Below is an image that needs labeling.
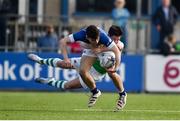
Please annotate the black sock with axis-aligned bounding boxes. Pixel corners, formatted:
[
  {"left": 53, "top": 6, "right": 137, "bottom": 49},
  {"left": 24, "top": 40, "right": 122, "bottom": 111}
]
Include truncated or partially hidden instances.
[
  {"left": 119, "top": 90, "right": 126, "bottom": 96},
  {"left": 91, "top": 88, "right": 99, "bottom": 95}
]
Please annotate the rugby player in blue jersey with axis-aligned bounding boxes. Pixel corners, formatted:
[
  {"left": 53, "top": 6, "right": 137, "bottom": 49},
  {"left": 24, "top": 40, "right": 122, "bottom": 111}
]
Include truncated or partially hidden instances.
[{"left": 62, "top": 25, "right": 120, "bottom": 106}]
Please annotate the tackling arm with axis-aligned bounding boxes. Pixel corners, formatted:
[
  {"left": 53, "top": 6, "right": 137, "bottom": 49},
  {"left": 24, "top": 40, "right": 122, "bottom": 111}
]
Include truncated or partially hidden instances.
[
  {"left": 108, "top": 44, "right": 120, "bottom": 71},
  {"left": 59, "top": 37, "right": 70, "bottom": 61}
]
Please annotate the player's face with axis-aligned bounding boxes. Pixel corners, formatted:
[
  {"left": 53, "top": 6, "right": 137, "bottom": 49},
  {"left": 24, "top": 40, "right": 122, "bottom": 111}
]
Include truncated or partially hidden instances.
[
  {"left": 110, "top": 35, "right": 121, "bottom": 44},
  {"left": 87, "top": 37, "right": 100, "bottom": 47}
]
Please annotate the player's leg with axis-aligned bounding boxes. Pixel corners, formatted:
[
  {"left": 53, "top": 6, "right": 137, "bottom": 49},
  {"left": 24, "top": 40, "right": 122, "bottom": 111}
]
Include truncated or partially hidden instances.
[
  {"left": 35, "top": 77, "right": 82, "bottom": 90},
  {"left": 28, "top": 54, "right": 74, "bottom": 69},
  {"left": 35, "top": 57, "right": 83, "bottom": 90},
  {"left": 64, "top": 77, "right": 82, "bottom": 89},
  {"left": 35, "top": 63, "right": 101, "bottom": 91},
  {"left": 79, "top": 50, "right": 101, "bottom": 107},
  {"left": 79, "top": 55, "right": 97, "bottom": 89},
  {"left": 108, "top": 72, "right": 127, "bottom": 110}
]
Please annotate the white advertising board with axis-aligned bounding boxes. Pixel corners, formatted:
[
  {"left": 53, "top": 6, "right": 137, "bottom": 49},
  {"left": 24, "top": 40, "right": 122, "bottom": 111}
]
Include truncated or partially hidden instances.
[{"left": 145, "top": 55, "right": 180, "bottom": 92}]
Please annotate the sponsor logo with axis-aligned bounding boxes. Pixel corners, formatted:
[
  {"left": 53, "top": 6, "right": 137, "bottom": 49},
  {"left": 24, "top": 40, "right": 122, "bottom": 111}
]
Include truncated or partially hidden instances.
[
  {"left": 163, "top": 59, "right": 180, "bottom": 88},
  {"left": 0, "top": 60, "right": 125, "bottom": 83}
]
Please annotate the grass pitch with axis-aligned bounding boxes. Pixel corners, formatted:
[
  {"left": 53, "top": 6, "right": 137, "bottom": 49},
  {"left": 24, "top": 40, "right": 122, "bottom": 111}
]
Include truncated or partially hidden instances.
[{"left": 0, "top": 92, "right": 180, "bottom": 120}]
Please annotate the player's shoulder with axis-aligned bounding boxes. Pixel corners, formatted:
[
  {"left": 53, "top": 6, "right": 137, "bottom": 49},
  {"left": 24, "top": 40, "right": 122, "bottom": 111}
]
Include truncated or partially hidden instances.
[
  {"left": 97, "top": 27, "right": 106, "bottom": 34},
  {"left": 97, "top": 27, "right": 110, "bottom": 39},
  {"left": 77, "top": 28, "right": 86, "bottom": 34},
  {"left": 71, "top": 28, "right": 86, "bottom": 41}
]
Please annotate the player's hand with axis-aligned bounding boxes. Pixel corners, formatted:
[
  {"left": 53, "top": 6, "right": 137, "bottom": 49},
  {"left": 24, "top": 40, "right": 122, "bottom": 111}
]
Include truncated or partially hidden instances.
[
  {"left": 105, "top": 65, "right": 116, "bottom": 73},
  {"left": 64, "top": 58, "right": 71, "bottom": 64},
  {"left": 63, "top": 58, "right": 74, "bottom": 68}
]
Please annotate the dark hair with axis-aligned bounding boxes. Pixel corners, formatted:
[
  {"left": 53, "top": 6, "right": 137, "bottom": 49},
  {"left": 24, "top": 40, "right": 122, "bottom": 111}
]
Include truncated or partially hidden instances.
[
  {"left": 86, "top": 25, "right": 99, "bottom": 40},
  {"left": 108, "top": 25, "right": 123, "bottom": 37}
]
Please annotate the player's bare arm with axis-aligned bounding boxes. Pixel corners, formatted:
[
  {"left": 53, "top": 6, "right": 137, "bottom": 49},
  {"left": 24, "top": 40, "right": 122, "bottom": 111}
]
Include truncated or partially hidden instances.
[
  {"left": 59, "top": 37, "right": 71, "bottom": 62},
  {"left": 108, "top": 45, "right": 120, "bottom": 71},
  {"left": 56, "top": 60, "right": 75, "bottom": 69},
  {"left": 92, "top": 41, "right": 123, "bottom": 54}
]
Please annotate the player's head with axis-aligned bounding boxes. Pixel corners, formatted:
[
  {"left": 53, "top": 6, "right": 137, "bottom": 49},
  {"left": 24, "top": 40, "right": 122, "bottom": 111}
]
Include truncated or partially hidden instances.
[
  {"left": 108, "top": 25, "right": 123, "bottom": 44},
  {"left": 86, "top": 25, "right": 100, "bottom": 46}
]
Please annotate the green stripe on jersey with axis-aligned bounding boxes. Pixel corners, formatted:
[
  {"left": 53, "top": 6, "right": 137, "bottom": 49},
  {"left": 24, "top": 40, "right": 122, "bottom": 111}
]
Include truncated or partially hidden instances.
[{"left": 92, "top": 60, "right": 106, "bottom": 74}]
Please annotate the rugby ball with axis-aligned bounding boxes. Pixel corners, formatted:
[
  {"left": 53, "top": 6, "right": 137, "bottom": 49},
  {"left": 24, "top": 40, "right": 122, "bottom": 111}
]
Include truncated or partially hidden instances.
[{"left": 98, "top": 51, "right": 116, "bottom": 68}]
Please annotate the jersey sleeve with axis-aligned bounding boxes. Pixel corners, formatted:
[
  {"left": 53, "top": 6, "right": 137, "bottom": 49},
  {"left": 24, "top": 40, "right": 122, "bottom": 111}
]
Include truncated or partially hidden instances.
[
  {"left": 99, "top": 29, "right": 115, "bottom": 49},
  {"left": 117, "top": 41, "right": 124, "bottom": 51},
  {"left": 68, "top": 29, "right": 86, "bottom": 43}
]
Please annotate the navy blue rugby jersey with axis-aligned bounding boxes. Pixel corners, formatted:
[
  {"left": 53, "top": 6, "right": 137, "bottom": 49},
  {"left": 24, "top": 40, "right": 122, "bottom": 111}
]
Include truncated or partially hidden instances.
[{"left": 68, "top": 27, "right": 115, "bottom": 49}]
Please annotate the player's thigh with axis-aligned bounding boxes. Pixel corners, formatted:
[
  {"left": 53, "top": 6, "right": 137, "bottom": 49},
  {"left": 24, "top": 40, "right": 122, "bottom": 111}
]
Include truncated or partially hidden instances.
[{"left": 79, "top": 56, "right": 96, "bottom": 73}]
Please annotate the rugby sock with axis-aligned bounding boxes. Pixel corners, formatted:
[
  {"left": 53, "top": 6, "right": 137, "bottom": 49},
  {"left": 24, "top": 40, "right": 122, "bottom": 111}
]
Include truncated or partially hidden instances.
[
  {"left": 91, "top": 88, "right": 99, "bottom": 95},
  {"left": 48, "top": 79, "right": 67, "bottom": 89},
  {"left": 119, "top": 90, "right": 126, "bottom": 96},
  {"left": 40, "top": 58, "right": 61, "bottom": 67}
]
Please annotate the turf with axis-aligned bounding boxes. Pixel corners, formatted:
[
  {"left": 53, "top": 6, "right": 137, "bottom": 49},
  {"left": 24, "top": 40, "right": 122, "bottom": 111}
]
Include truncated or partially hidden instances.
[{"left": 0, "top": 92, "right": 180, "bottom": 120}]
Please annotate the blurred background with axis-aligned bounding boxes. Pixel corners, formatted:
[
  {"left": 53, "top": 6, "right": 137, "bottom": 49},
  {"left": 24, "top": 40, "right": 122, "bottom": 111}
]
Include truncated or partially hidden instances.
[{"left": 0, "top": 0, "right": 180, "bottom": 93}]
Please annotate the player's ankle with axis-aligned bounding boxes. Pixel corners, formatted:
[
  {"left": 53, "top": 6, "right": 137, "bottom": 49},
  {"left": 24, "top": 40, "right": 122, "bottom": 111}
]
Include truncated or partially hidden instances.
[
  {"left": 91, "top": 88, "right": 99, "bottom": 95},
  {"left": 119, "top": 90, "right": 126, "bottom": 96}
]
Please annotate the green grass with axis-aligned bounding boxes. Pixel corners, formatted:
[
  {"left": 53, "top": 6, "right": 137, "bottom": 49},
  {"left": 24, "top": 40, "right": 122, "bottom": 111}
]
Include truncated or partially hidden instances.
[{"left": 0, "top": 92, "right": 180, "bottom": 120}]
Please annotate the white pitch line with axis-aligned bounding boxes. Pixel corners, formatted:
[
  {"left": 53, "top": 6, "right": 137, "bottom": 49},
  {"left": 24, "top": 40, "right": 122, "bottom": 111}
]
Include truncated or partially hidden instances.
[{"left": 73, "top": 109, "right": 180, "bottom": 113}]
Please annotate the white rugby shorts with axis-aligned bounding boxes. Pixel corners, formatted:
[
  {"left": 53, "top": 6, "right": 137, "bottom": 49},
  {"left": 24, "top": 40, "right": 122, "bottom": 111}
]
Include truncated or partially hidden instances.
[{"left": 70, "top": 57, "right": 105, "bottom": 89}]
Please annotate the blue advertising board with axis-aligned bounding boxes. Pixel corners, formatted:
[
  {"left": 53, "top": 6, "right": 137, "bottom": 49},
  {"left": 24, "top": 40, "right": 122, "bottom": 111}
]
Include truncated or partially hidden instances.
[{"left": 0, "top": 52, "right": 143, "bottom": 92}]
